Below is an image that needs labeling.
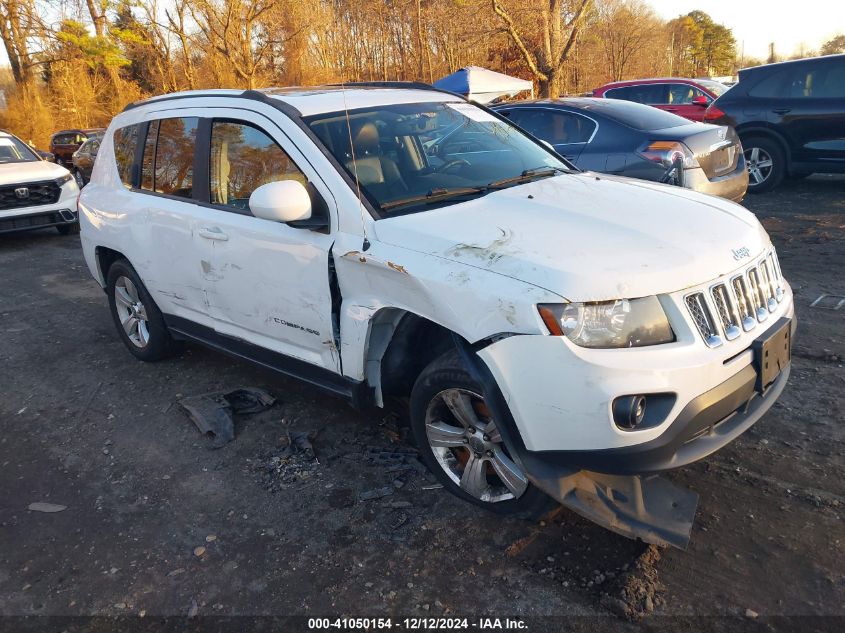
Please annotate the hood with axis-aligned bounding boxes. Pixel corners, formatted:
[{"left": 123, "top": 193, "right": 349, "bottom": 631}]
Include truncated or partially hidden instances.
[
  {"left": 0, "top": 160, "right": 70, "bottom": 186},
  {"left": 374, "top": 173, "right": 769, "bottom": 301}
]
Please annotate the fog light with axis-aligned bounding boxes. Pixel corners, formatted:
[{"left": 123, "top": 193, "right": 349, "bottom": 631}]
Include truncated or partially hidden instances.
[{"left": 613, "top": 395, "right": 647, "bottom": 430}]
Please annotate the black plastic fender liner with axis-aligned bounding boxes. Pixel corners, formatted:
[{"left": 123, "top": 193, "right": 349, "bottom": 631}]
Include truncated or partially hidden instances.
[{"left": 452, "top": 333, "right": 698, "bottom": 550}]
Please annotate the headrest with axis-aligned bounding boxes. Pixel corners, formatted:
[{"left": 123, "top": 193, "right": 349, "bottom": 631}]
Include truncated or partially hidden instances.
[{"left": 350, "top": 121, "right": 379, "bottom": 156}]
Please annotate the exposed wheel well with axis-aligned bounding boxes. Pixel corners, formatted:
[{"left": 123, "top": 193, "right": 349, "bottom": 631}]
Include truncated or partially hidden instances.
[
  {"left": 94, "top": 246, "right": 125, "bottom": 285},
  {"left": 366, "top": 309, "right": 456, "bottom": 404}
]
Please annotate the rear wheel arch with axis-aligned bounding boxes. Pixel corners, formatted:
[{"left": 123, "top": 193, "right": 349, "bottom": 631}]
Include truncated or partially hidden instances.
[
  {"left": 737, "top": 127, "right": 791, "bottom": 166},
  {"left": 94, "top": 246, "right": 125, "bottom": 286}
]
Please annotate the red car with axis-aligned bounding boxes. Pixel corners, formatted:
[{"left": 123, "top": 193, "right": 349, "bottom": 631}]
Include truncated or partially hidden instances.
[{"left": 592, "top": 78, "right": 730, "bottom": 122}]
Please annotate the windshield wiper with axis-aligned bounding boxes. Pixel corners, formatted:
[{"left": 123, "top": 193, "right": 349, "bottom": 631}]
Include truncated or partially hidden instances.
[
  {"left": 486, "top": 166, "right": 567, "bottom": 190},
  {"left": 380, "top": 187, "right": 487, "bottom": 211}
]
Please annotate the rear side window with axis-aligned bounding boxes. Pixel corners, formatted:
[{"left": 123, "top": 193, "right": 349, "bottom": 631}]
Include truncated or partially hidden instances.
[
  {"left": 141, "top": 120, "right": 158, "bottom": 190},
  {"left": 154, "top": 117, "right": 198, "bottom": 197},
  {"left": 749, "top": 62, "right": 845, "bottom": 99},
  {"left": 505, "top": 109, "right": 596, "bottom": 144},
  {"left": 209, "top": 121, "right": 305, "bottom": 211},
  {"left": 605, "top": 84, "right": 668, "bottom": 105},
  {"left": 113, "top": 124, "right": 139, "bottom": 189},
  {"left": 140, "top": 117, "right": 198, "bottom": 198}
]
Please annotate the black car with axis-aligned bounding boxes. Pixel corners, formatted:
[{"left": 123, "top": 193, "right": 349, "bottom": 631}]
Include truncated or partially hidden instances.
[
  {"left": 492, "top": 97, "right": 748, "bottom": 201},
  {"left": 704, "top": 54, "right": 845, "bottom": 192}
]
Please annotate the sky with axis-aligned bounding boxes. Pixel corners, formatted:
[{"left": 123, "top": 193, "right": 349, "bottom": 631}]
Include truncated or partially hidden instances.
[
  {"left": 1, "top": 0, "right": 843, "bottom": 68},
  {"left": 649, "top": 0, "right": 845, "bottom": 61}
]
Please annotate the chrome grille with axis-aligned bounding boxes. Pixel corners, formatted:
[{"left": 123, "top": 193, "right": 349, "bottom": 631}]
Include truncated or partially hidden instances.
[
  {"left": 685, "top": 247, "right": 786, "bottom": 346},
  {"left": 685, "top": 292, "right": 722, "bottom": 347},
  {"left": 711, "top": 284, "right": 741, "bottom": 340}
]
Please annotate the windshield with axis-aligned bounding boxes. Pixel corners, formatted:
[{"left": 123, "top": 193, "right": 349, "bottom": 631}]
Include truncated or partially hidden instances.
[
  {"left": 697, "top": 79, "right": 729, "bottom": 96},
  {"left": 304, "top": 101, "right": 570, "bottom": 215},
  {"left": 0, "top": 135, "right": 39, "bottom": 164}
]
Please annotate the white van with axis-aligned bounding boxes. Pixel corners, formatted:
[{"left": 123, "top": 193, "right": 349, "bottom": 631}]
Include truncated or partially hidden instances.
[{"left": 78, "top": 84, "right": 794, "bottom": 547}]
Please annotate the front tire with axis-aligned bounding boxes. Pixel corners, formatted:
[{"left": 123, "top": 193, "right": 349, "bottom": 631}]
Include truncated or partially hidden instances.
[
  {"left": 409, "top": 350, "right": 551, "bottom": 517},
  {"left": 743, "top": 136, "right": 785, "bottom": 193},
  {"left": 106, "top": 259, "right": 179, "bottom": 362}
]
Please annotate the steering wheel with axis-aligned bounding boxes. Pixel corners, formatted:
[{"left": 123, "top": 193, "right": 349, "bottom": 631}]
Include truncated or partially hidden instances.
[{"left": 436, "top": 158, "right": 470, "bottom": 173}]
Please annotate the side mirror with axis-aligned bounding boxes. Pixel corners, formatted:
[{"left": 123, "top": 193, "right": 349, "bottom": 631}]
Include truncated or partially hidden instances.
[
  {"left": 249, "top": 180, "right": 312, "bottom": 223},
  {"left": 692, "top": 95, "right": 709, "bottom": 107}
]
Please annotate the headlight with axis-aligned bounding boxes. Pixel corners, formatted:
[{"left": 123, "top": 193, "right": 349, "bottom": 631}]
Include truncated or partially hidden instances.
[
  {"left": 55, "top": 173, "right": 73, "bottom": 186},
  {"left": 538, "top": 297, "right": 674, "bottom": 348}
]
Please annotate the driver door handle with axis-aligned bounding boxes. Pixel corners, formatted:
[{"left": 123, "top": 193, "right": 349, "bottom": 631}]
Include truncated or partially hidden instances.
[
  {"left": 198, "top": 227, "right": 228, "bottom": 241},
  {"left": 772, "top": 108, "right": 791, "bottom": 114}
]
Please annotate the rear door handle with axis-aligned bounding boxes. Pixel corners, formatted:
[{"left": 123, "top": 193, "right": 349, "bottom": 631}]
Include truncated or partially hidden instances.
[
  {"left": 772, "top": 108, "right": 791, "bottom": 114},
  {"left": 198, "top": 227, "right": 228, "bottom": 241}
]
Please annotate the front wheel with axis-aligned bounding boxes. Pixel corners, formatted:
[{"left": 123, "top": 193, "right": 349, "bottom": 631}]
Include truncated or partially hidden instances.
[
  {"left": 743, "top": 137, "right": 785, "bottom": 193},
  {"left": 409, "top": 351, "right": 552, "bottom": 517}
]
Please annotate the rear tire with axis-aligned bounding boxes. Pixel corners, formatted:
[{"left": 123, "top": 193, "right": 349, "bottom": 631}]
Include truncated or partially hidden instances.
[
  {"left": 743, "top": 136, "right": 785, "bottom": 193},
  {"left": 409, "top": 350, "right": 552, "bottom": 518},
  {"left": 106, "top": 259, "right": 180, "bottom": 362}
]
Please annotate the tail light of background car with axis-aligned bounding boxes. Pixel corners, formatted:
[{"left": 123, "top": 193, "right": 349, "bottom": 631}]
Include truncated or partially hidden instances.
[{"left": 638, "top": 141, "right": 699, "bottom": 169}]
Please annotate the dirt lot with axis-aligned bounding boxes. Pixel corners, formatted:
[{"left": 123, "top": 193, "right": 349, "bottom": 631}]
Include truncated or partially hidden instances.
[{"left": 1, "top": 176, "right": 843, "bottom": 632}]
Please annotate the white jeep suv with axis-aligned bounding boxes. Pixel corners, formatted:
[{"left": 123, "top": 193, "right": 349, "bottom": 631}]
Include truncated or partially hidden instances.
[
  {"left": 0, "top": 130, "right": 79, "bottom": 235},
  {"left": 79, "top": 84, "right": 794, "bottom": 547}
]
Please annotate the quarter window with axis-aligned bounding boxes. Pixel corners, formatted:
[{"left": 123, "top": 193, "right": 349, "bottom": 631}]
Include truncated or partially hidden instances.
[
  {"left": 113, "top": 124, "right": 138, "bottom": 188},
  {"left": 209, "top": 121, "right": 305, "bottom": 211}
]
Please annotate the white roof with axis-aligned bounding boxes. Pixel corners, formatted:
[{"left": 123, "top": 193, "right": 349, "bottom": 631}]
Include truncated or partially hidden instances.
[{"left": 125, "top": 86, "right": 462, "bottom": 118}]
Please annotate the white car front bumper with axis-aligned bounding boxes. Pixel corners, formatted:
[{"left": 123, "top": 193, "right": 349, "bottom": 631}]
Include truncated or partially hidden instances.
[
  {"left": 478, "top": 267, "right": 794, "bottom": 473},
  {"left": 0, "top": 180, "right": 79, "bottom": 234}
]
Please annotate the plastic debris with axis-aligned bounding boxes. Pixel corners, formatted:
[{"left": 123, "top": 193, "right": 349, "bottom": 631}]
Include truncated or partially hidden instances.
[{"left": 178, "top": 387, "right": 276, "bottom": 448}]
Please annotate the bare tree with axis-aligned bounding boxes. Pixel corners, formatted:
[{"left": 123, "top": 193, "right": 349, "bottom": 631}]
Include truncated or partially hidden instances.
[{"left": 491, "top": 0, "right": 592, "bottom": 97}]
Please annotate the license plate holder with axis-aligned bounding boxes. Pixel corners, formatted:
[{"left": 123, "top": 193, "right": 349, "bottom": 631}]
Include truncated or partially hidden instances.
[{"left": 752, "top": 317, "right": 792, "bottom": 392}]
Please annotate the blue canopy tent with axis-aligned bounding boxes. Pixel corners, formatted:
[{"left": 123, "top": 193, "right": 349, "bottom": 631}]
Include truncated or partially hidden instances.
[{"left": 433, "top": 66, "right": 534, "bottom": 103}]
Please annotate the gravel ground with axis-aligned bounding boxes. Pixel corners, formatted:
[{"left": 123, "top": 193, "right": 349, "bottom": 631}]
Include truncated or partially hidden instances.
[{"left": 0, "top": 175, "right": 842, "bottom": 632}]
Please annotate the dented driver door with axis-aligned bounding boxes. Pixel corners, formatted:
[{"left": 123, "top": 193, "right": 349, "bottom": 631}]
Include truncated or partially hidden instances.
[{"left": 196, "top": 111, "right": 340, "bottom": 373}]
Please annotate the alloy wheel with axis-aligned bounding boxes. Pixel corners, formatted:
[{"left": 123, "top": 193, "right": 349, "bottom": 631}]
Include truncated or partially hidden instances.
[
  {"left": 424, "top": 388, "right": 528, "bottom": 503},
  {"left": 114, "top": 276, "right": 150, "bottom": 348},
  {"left": 745, "top": 146, "right": 774, "bottom": 186}
]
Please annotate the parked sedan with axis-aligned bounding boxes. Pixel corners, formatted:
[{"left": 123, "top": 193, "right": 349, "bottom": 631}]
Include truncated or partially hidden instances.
[
  {"left": 704, "top": 54, "right": 845, "bottom": 193},
  {"left": 593, "top": 77, "right": 729, "bottom": 122},
  {"left": 493, "top": 98, "right": 748, "bottom": 201}
]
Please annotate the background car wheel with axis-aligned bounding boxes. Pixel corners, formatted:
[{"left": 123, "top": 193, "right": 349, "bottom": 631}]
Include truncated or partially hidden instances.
[
  {"left": 73, "top": 170, "right": 85, "bottom": 187},
  {"left": 106, "top": 259, "right": 180, "bottom": 362},
  {"left": 743, "top": 137, "right": 785, "bottom": 193},
  {"left": 410, "top": 350, "right": 553, "bottom": 518},
  {"left": 56, "top": 223, "right": 79, "bottom": 235}
]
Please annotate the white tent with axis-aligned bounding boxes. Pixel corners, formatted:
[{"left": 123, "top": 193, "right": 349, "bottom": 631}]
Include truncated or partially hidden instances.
[{"left": 433, "top": 66, "right": 533, "bottom": 103}]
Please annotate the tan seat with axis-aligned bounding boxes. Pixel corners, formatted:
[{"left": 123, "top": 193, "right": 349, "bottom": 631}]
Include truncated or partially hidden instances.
[{"left": 345, "top": 121, "right": 407, "bottom": 199}]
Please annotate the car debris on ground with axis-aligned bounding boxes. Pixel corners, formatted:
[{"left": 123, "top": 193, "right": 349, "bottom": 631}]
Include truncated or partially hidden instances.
[{"left": 178, "top": 387, "right": 276, "bottom": 447}]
